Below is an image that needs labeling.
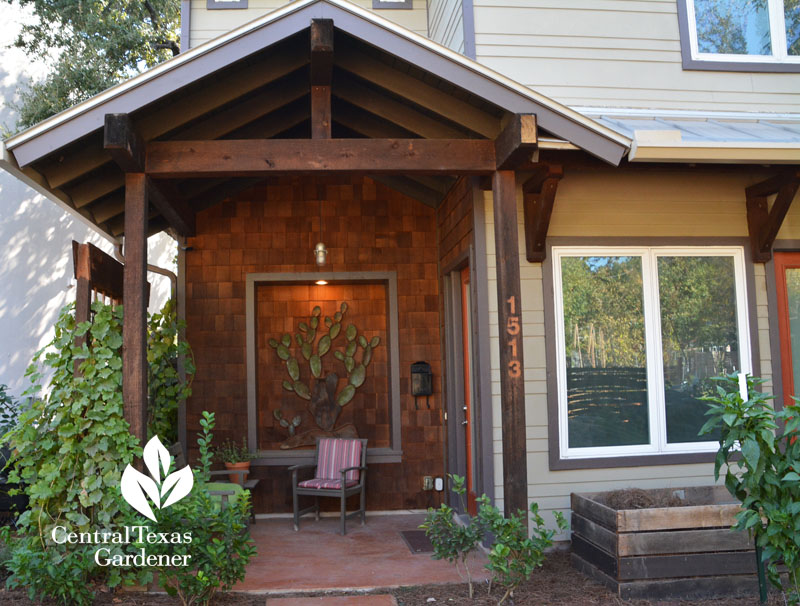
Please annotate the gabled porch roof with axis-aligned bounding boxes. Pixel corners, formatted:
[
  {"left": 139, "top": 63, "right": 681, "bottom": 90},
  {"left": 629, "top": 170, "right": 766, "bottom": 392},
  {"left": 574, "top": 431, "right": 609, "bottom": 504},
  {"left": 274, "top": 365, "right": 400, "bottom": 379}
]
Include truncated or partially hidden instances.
[{"left": 0, "top": 0, "right": 629, "bottom": 241}]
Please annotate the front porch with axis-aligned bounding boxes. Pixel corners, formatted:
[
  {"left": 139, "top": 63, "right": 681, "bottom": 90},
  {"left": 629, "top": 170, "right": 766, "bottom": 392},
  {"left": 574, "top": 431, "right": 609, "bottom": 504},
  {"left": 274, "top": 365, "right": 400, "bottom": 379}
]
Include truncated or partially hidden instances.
[{"left": 235, "top": 513, "right": 489, "bottom": 592}]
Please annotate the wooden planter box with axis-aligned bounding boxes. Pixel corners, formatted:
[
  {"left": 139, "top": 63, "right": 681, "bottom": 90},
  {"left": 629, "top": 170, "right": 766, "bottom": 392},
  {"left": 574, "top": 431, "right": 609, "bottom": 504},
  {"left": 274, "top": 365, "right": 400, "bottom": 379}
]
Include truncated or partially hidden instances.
[{"left": 570, "top": 486, "right": 759, "bottom": 600}]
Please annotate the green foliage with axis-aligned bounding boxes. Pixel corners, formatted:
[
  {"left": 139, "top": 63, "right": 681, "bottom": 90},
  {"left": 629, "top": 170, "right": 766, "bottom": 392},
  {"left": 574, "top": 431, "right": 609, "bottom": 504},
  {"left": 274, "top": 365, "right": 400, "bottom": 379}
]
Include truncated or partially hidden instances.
[
  {"left": 0, "top": 384, "right": 20, "bottom": 437},
  {"left": 1, "top": 300, "right": 194, "bottom": 604},
  {"left": 3, "top": 302, "right": 143, "bottom": 605},
  {"left": 143, "top": 411, "right": 257, "bottom": 606},
  {"left": 147, "top": 299, "right": 195, "bottom": 444},
  {"left": 215, "top": 437, "right": 257, "bottom": 464},
  {"left": 421, "top": 475, "right": 484, "bottom": 598},
  {"left": 478, "top": 498, "right": 568, "bottom": 605},
  {"left": 700, "top": 373, "right": 800, "bottom": 603},
  {"left": 422, "top": 475, "right": 567, "bottom": 604},
  {"left": 6, "top": 0, "right": 180, "bottom": 131}
]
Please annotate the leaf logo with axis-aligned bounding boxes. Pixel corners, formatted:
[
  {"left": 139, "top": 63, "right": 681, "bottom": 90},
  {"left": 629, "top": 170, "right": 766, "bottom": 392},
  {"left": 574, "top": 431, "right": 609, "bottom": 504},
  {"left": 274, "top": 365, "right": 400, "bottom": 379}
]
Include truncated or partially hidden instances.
[{"left": 121, "top": 436, "right": 194, "bottom": 522}]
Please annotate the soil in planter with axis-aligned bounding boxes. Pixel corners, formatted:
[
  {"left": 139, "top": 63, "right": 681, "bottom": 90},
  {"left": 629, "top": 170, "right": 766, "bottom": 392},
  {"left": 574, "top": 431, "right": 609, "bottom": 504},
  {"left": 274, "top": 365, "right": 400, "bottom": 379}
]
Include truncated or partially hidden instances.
[{"left": 603, "top": 487, "right": 687, "bottom": 510}]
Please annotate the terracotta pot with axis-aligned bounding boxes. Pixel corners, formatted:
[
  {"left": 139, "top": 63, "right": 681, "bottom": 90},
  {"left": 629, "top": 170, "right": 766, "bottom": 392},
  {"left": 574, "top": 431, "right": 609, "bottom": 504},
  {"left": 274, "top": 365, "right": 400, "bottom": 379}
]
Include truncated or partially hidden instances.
[{"left": 224, "top": 461, "right": 250, "bottom": 485}]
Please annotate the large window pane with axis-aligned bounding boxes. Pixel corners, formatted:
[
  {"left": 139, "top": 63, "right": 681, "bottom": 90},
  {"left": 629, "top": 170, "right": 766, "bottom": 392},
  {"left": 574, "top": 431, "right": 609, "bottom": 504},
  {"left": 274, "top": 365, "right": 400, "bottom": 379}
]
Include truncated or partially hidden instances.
[
  {"left": 562, "top": 256, "right": 649, "bottom": 448},
  {"left": 786, "top": 0, "right": 800, "bottom": 55},
  {"left": 658, "top": 256, "right": 738, "bottom": 444},
  {"left": 693, "top": 0, "right": 772, "bottom": 55}
]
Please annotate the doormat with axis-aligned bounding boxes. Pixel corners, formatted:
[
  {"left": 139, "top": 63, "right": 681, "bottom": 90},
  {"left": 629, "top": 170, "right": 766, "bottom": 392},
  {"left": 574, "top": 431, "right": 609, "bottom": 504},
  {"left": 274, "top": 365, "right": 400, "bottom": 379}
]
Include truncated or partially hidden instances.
[{"left": 399, "top": 529, "right": 433, "bottom": 554}]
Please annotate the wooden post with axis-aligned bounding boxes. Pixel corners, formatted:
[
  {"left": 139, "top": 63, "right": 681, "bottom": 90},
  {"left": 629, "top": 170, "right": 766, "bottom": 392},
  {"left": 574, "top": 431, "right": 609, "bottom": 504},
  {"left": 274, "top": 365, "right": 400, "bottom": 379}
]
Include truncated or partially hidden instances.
[
  {"left": 310, "top": 19, "right": 333, "bottom": 140},
  {"left": 492, "top": 170, "right": 528, "bottom": 517},
  {"left": 123, "top": 173, "right": 149, "bottom": 445},
  {"left": 73, "top": 242, "right": 92, "bottom": 375}
]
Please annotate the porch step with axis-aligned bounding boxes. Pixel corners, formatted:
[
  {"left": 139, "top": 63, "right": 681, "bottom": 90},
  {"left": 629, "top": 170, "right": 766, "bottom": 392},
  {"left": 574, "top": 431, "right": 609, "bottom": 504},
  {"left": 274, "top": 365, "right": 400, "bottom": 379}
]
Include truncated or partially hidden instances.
[{"left": 266, "top": 595, "right": 397, "bottom": 606}]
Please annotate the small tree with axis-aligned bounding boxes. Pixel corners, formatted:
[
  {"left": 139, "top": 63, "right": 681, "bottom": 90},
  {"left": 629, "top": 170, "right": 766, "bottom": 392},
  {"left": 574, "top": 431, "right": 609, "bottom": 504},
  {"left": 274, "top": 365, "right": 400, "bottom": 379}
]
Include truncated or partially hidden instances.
[
  {"left": 421, "top": 475, "right": 484, "bottom": 598},
  {"left": 478, "top": 498, "right": 568, "bottom": 605},
  {"left": 701, "top": 373, "right": 800, "bottom": 604}
]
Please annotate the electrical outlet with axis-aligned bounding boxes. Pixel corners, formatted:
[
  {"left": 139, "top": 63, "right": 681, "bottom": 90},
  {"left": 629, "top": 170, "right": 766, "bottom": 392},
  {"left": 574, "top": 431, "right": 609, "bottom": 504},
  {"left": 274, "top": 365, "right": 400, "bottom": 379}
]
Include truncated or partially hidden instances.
[{"left": 422, "top": 476, "right": 434, "bottom": 491}]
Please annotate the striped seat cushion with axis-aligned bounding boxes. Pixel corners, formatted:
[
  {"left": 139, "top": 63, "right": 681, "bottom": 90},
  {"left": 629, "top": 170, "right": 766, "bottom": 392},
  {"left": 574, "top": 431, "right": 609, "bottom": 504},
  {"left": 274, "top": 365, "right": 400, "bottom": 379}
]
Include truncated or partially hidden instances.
[
  {"left": 298, "top": 478, "right": 359, "bottom": 490},
  {"left": 316, "top": 438, "right": 362, "bottom": 481}
]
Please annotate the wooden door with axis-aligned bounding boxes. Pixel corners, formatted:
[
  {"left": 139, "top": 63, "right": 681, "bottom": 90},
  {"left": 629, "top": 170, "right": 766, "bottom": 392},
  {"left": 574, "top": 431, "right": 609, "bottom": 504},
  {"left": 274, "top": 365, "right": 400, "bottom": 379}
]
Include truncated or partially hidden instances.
[
  {"left": 460, "top": 267, "right": 478, "bottom": 514},
  {"left": 775, "top": 252, "right": 800, "bottom": 409}
]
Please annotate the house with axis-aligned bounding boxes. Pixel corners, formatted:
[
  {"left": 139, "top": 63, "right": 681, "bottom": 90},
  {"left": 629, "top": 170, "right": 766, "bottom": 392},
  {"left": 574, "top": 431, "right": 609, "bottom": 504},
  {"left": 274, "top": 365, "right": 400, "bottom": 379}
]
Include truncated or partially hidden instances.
[{"left": 1, "top": 0, "right": 798, "bottom": 531}]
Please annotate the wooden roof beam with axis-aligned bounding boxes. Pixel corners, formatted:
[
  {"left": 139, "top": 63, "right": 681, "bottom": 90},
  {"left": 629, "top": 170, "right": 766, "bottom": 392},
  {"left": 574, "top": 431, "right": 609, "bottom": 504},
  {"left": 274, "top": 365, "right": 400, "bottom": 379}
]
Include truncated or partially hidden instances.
[
  {"left": 333, "top": 72, "right": 467, "bottom": 139},
  {"left": 495, "top": 114, "right": 538, "bottom": 170},
  {"left": 104, "top": 114, "right": 196, "bottom": 236},
  {"left": 174, "top": 72, "right": 308, "bottom": 140},
  {"left": 310, "top": 19, "right": 333, "bottom": 140},
  {"left": 746, "top": 169, "right": 800, "bottom": 263},
  {"left": 522, "top": 163, "right": 563, "bottom": 263},
  {"left": 145, "top": 138, "right": 497, "bottom": 177},
  {"left": 42, "top": 47, "right": 308, "bottom": 188},
  {"left": 336, "top": 46, "right": 498, "bottom": 138}
]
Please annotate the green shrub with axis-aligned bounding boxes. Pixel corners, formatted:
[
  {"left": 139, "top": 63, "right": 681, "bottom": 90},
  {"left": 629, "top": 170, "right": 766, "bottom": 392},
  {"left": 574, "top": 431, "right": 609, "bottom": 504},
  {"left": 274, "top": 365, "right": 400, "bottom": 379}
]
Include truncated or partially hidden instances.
[
  {"left": 2, "top": 300, "right": 195, "bottom": 605},
  {"left": 478, "top": 498, "right": 568, "bottom": 605},
  {"left": 3, "top": 302, "right": 142, "bottom": 604},
  {"left": 422, "top": 475, "right": 567, "bottom": 605},
  {"left": 701, "top": 373, "right": 800, "bottom": 604},
  {"left": 421, "top": 475, "right": 484, "bottom": 598},
  {"left": 132, "top": 411, "right": 257, "bottom": 606}
]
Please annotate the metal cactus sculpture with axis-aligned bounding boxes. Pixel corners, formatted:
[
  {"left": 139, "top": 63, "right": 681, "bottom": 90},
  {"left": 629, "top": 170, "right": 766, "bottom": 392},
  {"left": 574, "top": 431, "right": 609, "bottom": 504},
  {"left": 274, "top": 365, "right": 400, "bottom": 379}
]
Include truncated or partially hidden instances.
[{"left": 268, "top": 302, "right": 380, "bottom": 448}]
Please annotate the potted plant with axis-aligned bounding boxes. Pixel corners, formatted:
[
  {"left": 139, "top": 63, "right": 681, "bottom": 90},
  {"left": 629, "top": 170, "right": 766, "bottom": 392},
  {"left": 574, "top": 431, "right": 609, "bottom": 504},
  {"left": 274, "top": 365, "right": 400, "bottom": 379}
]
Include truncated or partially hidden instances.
[{"left": 215, "top": 437, "right": 256, "bottom": 485}]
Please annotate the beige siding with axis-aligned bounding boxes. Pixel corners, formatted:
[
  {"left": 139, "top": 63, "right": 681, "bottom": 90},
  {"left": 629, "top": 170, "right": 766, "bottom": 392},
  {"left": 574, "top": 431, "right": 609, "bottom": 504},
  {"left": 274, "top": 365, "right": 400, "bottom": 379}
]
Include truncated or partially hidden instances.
[
  {"left": 472, "top": 0, "right": 800, "bottom": 113},
  {"left": 481, "top": 168, "right": 774, "bottom": 536},
  {"left": 190, "top": 0, "right": 428, "bottom": 47},
  {"left": 428, "top": 0, "right": 464, "bottom": 54}
]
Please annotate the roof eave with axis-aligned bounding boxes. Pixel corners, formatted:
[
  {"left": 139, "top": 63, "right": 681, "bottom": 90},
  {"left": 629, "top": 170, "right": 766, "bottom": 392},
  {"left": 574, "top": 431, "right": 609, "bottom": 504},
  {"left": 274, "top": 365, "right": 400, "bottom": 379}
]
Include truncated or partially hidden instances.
[
  {"left": 629, "top": 141, "right": 800, "bottom": 164},
  {"left": 4, "top": 0, "right": 630, "bottom": 167}
]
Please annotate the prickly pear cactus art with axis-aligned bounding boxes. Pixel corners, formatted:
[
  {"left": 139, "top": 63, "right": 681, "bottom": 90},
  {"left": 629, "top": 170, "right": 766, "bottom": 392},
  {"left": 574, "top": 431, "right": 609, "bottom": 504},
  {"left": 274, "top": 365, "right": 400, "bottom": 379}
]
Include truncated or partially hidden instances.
[{"left": 268, "top": 302, "right": 381, "bottom": 448}]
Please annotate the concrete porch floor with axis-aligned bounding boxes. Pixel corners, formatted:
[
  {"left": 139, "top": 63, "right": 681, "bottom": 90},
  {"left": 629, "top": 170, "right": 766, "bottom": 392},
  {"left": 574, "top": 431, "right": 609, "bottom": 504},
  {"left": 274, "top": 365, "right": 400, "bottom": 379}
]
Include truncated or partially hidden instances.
[{"left": 235, "top": 513, "right": 489, "bottom": 593}]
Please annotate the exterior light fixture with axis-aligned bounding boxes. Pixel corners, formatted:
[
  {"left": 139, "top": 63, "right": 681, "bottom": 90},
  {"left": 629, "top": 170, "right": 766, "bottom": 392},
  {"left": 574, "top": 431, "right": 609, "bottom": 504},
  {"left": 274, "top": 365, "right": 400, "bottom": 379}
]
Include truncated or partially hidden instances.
[
  {"left": 315, "top": 279, "right": 328, "bottom": 286},
  {"left": 314, "top": 242, "right": 328, "bottom": 267}
]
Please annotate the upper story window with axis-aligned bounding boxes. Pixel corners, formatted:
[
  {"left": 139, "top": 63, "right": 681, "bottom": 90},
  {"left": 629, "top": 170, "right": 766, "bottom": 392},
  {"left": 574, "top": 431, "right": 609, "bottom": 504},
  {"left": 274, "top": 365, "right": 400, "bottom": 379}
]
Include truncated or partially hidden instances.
[{"left": 679, "top": 0, "right": 800, "bottom": 71}]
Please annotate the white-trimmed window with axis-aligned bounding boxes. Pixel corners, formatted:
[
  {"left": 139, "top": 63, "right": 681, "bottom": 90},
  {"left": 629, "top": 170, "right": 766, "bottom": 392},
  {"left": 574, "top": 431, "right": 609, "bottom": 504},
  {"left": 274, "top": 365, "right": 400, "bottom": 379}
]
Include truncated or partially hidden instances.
[
  {"left": 552, "top": 247, "right": 752, "bottom": 460},
  {"left": 684, "top": 0, "right": 799, "bottom": 65}
]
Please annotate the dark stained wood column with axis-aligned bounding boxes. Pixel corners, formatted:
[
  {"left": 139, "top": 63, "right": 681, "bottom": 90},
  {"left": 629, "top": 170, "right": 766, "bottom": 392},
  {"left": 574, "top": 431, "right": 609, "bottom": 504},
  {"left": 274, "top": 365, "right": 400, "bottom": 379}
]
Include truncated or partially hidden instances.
[
  {"left": 492, "top": 170, "right": 528, "bottom": 517},
  {"left": 72, "top": 241, "right": 92, "bottom": 375},
  {"left": 310, "top": 19, "right": 333, "bottom": 139},
  {"left": 123, "top": 173, "right": 149, "bottom": 445}
]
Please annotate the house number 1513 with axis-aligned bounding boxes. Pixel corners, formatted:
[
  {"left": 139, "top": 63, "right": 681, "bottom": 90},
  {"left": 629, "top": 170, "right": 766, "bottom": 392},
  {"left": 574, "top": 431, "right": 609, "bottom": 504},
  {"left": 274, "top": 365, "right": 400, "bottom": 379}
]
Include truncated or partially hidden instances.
[{"left": 506, "top": 296, "right": 521, "bottom": 378}]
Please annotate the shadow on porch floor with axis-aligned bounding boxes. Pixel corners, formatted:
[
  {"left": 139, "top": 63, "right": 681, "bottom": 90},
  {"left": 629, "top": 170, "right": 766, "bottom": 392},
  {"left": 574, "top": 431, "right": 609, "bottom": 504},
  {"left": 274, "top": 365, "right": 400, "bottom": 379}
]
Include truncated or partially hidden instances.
[{"left": 235, "top": 513, "right": 489, "bottom": 593}]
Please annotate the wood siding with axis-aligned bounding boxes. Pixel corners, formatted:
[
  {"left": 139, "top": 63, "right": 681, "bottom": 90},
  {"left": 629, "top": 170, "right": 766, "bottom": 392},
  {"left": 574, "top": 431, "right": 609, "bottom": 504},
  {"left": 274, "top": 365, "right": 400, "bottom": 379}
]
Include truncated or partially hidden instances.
[
  {"left": 185, "top": 176, "right": 444, "bottom": 513},
  {"left": 472, "top": 0, "right": 800, "bottom": 112},
  {"left": 437, "top": 177, "right": 473, "bottom": 269},
  {"left": 427, "top": 0, "right": 464, "bottom": 54},
  {"left": 480, "top": 166, "right": 774, "bottom": 537},
  {"left": 190, "top": 0, "right": 428, "bottom": 47}
]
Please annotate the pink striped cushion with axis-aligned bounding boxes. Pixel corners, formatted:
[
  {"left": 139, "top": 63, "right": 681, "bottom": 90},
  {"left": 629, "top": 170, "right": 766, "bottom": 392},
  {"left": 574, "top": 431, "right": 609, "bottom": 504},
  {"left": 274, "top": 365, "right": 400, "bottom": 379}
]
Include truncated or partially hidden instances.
[
  {"left": 316, "top": 438, "right": 362, "bottom": 481},
  {"left": 298, "top": 478, "right": 359, "bottom": 490}
]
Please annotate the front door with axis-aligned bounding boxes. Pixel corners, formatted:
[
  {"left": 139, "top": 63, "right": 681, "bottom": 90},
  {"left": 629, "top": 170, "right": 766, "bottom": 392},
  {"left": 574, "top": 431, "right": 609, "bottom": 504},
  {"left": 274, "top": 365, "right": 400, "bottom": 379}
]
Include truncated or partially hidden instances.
[
  {"left": 775, "top": 252, "right": 800, "bottom": 408},
  {"left": 460, "top": 267, "right": 478, "bottom": 514}
]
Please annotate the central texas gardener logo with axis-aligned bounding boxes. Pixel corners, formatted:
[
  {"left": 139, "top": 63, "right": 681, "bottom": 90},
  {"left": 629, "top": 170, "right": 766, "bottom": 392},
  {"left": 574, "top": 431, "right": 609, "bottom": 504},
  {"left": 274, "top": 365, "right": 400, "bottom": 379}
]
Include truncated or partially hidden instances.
[{"left": 121, "top": 436, "right": 193, "bottom": 521}]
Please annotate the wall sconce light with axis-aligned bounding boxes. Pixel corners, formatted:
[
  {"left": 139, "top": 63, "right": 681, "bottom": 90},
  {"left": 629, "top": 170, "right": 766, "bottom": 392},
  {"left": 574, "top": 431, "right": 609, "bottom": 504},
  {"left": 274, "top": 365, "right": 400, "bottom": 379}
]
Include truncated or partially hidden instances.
[
  {"left": 411, "top": 361, "right": 433, "bottom": 409},
  {"left": 314, "top": 241, "right": 328, "bottom": 267}
]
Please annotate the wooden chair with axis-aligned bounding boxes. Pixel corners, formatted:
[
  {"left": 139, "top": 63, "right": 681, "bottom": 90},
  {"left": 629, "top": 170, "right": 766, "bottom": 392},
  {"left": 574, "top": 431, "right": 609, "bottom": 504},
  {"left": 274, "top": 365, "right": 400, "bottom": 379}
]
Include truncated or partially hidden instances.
[{"left": 289, "top": 438, "right": 368, "bottom": 535}]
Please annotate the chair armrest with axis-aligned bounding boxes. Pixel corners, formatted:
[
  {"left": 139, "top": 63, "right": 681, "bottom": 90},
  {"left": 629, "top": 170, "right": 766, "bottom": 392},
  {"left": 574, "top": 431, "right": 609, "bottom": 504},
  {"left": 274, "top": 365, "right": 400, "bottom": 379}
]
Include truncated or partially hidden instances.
[
  {"left": 287, "top": 463, "right": 316, "bottom": 472},
  {"left": 339, "top": 466, "right": 368, "bottom": 475}
]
